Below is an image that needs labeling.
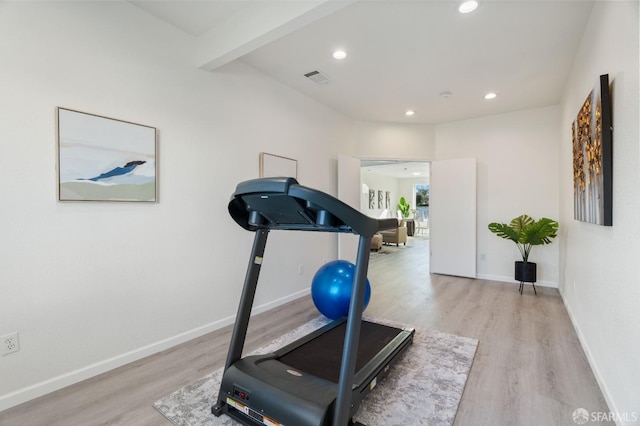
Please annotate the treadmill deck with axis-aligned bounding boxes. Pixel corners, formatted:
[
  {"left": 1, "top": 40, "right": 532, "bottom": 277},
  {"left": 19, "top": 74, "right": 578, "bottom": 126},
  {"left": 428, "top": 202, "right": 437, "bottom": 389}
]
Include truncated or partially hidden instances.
[{"left": 279, "top": 320, "right": 406, "bottom": 384}]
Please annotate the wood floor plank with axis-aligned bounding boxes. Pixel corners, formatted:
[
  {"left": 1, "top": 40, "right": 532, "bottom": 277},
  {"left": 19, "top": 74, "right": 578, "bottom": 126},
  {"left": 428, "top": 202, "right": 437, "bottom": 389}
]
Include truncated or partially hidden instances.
[{"left": 0, "top": 237, "right": 611, "bottom": 425}]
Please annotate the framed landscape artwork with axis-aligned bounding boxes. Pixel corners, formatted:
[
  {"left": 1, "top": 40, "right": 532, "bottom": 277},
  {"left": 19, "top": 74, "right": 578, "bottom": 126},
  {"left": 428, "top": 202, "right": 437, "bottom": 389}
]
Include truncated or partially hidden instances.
[
  {"left": 571, "top": 74, "right": 613, "bottom": 226},
  {"left": 57, "top": 108, "right": 157, "bottom": 202}
]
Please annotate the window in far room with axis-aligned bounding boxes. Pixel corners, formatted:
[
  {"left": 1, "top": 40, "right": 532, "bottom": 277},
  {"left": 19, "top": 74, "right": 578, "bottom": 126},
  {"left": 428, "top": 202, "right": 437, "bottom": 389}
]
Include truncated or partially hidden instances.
[{"left": 414, "top": 184, "right": 430, "bottom": 220}]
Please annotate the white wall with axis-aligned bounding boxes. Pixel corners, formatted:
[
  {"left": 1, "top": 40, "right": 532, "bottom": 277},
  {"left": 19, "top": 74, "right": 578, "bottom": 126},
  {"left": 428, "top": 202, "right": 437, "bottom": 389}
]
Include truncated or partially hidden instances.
[
  {"left": 559, "top": 1, "right": 640, "bottom": 421},
  {"left": 435, "top": 106, "right": 561, "bottom": 286},
  {"left": 353, "top": 120, "right": 436, "bottom": 160},
  {"left": 0, "top": 1, "right": 353, "bottom": 410}
]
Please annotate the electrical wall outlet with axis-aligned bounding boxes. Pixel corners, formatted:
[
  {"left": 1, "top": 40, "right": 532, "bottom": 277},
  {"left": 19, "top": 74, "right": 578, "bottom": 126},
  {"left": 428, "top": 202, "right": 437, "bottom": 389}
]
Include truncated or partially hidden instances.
[{"left": 1, "top": 332, "right": 20, "bottom": 356}]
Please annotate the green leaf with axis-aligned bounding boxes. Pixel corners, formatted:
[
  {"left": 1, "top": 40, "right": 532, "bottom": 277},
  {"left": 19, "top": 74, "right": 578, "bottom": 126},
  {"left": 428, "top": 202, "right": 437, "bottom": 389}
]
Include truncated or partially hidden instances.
[
  {"left": 509, "top": 214, "right": 534, "bottom": 242},
  {"left": 522, "top": 218, "right": 559, "bottom": 245},
  {"left": 488, "top": 222, "right": 519, "bottom": 242},
  {"left": 397, "top": 197, "right": 411, "bottom": 217}
]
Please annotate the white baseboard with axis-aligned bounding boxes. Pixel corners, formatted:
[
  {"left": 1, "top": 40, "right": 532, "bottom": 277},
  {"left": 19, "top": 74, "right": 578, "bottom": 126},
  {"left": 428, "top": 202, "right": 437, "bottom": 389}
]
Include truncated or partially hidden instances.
[
  {"left": 558, "top": 288, "right": 621, "bottom": 425},
  {"left": 476, "top": 273, "right": 558, "bottom": 288},
  {"left": 0, "top": 288, "right": 310, "bottom": 412}
]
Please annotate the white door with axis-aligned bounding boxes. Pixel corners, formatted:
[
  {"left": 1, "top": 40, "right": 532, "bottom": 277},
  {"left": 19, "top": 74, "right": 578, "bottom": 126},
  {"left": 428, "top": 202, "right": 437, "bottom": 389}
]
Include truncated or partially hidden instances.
[
  {"left": 430, "top": 158, "right": 477, "bottom": 278},
  {"left": 337, "top": 154, "right": 361, "bottom": 263}
]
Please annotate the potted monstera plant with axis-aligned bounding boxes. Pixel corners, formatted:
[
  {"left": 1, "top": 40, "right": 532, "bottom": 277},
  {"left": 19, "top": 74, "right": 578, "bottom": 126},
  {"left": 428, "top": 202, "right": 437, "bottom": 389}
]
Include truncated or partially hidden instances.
[{"left": 488, "top": 214, "right": 559, "bottom": 294}]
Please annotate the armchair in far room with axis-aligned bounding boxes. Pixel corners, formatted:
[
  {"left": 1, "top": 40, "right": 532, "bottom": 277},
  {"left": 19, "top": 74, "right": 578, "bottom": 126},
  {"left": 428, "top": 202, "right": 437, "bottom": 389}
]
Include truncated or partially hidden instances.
[
  {"left": 380, "top": 220, "right": 408, "bottom": 246},
  {"left": 370, "top": 233, "right": 383, "bottom": 251}
]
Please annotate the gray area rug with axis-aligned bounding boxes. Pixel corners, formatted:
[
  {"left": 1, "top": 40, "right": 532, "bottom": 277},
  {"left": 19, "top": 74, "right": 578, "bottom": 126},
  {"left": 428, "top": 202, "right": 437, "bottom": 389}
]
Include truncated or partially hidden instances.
[{"left": 154, "top": 316, "right": 478, "bottom": 426}]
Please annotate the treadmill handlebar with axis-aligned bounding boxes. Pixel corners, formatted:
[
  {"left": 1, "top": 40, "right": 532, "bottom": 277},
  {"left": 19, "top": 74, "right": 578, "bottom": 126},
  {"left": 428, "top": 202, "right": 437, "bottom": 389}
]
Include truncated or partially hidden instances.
[{"left": 228, "top": 177, "right": 398, "bottom": 238}]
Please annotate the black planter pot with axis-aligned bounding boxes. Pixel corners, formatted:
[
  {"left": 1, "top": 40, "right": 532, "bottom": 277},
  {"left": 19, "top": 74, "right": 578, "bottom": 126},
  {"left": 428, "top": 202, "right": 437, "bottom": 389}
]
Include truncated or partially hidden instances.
[
  {"left": 515, "top": 261, "right": 536, "bottom": 282},
  {"left": 515, "top": 261, "right": 537, "bottom": 295}
]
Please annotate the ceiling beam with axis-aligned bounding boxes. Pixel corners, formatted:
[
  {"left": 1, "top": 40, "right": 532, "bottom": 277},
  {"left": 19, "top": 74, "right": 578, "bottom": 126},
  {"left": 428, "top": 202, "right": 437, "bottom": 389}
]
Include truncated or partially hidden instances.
[{"left": 196, "top": 0, "right": 354, "bottom": 72}]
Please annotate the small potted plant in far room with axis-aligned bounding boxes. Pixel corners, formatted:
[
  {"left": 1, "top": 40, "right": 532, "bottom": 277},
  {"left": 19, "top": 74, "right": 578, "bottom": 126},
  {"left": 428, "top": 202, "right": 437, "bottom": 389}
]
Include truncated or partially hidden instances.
[
  {"left": 397, "top": 197, "right": 415, "bottom": 236},
  {"left": 488, "top": 214, "right": 559, "bottom": 295},
  {"left": 397, "top": 197, "right": 411, "bottom": 218}
]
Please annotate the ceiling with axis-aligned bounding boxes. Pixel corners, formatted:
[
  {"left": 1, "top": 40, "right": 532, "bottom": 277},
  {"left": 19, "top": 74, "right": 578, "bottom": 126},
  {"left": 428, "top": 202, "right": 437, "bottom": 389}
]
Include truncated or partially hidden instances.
[
  {"left": 130, "top": 0, "right": 594, "bottom": 125},
  {"left": 129, "top": 0, "right": 594, "bottom": 178}
]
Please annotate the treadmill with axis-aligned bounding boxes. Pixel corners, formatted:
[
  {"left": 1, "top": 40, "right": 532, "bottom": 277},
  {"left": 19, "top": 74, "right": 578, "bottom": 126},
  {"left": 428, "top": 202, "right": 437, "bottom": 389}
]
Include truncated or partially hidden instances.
[{"left": 212, "top": 177, "right": 415, "bottom": 426}]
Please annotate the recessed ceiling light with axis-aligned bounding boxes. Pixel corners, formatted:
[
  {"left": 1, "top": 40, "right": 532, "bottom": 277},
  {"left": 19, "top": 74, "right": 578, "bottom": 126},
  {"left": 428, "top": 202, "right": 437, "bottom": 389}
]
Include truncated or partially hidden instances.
[
  {"left": 332, "top": 50, "right": 347, "bottom": 60},
  {"left": 413, "top": 172, "right": 421, "bottom": 176},
  {"left": 458, "top": 0, "right": 478, "bottom": 13},
  {"left": 439, "top": 91, "right": 452, "bottom": 99},
  {"left": 484, "top": 92, "right": 497, "bottom": 100},
  {"left": 405, "top": 110, "right": 415, "bottom": 116}
]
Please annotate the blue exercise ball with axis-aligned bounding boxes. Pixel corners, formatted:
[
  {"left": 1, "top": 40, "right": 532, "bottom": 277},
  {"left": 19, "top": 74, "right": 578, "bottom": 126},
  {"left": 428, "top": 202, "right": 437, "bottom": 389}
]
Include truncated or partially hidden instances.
[{"left": 311, "top": 260, "right": 371, "bottom": 320}]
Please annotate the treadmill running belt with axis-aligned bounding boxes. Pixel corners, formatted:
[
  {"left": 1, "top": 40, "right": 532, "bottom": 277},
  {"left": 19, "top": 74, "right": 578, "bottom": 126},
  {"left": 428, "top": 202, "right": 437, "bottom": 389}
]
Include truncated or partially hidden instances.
[{"left": 279, "top": 320, "right": 402, "bottom": 383}]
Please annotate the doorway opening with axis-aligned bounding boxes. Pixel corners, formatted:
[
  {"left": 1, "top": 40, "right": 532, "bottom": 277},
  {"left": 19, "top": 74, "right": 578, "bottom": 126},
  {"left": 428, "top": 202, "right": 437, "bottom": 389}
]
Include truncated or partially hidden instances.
[{"left": 359, "top": 159, "right": 430, "bottom": 262}]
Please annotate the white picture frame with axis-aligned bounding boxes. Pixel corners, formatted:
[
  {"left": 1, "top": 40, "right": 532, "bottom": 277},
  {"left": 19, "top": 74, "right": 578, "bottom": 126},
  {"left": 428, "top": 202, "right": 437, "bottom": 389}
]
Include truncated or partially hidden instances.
[{"left": 259, "top": 152, "right": 297, "bottom": 179}]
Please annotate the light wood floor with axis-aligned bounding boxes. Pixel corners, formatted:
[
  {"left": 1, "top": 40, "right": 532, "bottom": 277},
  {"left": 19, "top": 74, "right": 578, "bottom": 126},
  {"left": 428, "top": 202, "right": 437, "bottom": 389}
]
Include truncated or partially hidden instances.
[{"left": 0, "top": 237, "right": 611, "bottom": 426}]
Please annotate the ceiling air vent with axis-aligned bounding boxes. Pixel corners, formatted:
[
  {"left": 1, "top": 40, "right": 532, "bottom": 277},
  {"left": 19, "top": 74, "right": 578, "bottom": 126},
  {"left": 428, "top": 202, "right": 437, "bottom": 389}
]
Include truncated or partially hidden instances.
[{"left": 304, "top": 70, "right": 330, "bottom": 86}]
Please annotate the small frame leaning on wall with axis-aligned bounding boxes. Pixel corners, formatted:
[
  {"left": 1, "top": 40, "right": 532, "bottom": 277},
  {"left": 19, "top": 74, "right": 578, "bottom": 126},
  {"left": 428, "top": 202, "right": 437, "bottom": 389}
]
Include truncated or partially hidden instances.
[
  {"left": 57, "top": 108, "right": 157, "bottom": 202},
  {"left": 259, "top": 152, "right": 297, "bottom": 179}
]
